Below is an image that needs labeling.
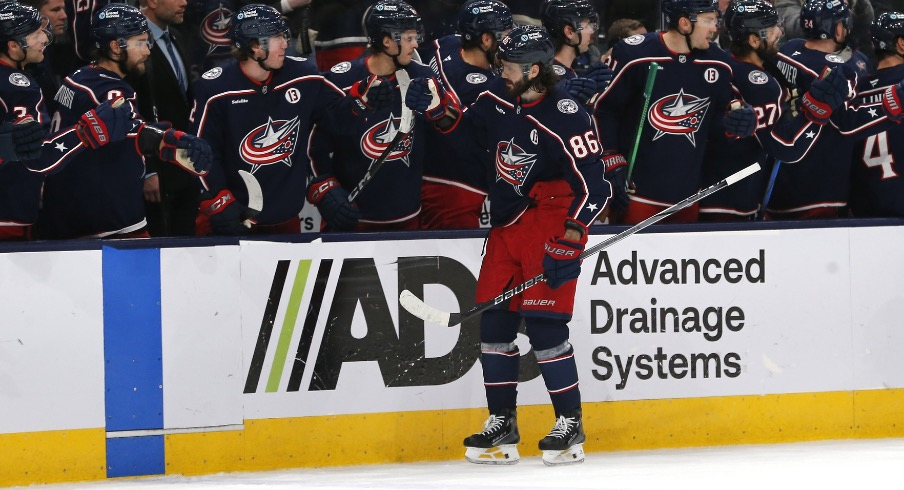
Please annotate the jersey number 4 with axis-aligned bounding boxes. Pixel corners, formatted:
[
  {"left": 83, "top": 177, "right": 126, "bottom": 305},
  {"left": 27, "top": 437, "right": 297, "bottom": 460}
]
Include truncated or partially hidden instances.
[{"left": 862, "top": 132, "right": 898, "bottom": 179}]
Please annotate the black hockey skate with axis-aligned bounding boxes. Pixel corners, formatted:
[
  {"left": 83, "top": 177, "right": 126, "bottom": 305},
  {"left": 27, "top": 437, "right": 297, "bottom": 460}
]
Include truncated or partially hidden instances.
[
  {"left": 538, "top": 409, "right": 586, "bottom": 465},
  {"left": 463, "top": 409, "right": 520, "bottom": 465}
]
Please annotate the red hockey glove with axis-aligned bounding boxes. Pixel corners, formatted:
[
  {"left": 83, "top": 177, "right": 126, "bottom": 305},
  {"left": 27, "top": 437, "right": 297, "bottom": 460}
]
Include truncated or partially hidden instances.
[
  {"left": 200, "top": 189, "right": 258, "bottom": 235},
  {"left": 75, "top": 98, "right": 135, "bottom": 149},
  {"left": 350, "top": 75, "right": 393, "bottom": 112},
  {"left": 542, "top": 234, "right": 587, "bottom": 290},
  {"left": 307, "top": 176, "right": 360, "bottom": 231},
  {"left": 405, "top": 77, "right": 456, "bottom": 121},
  {"left": 602, "top": 151, "right": 630, "bottom": 216},
  {"left": 160, "top": 129, "right": 212, "bottom": 175},
  {"left": 883, "top": 82, "right": 904, "bottom": 122},
  {"left": 800, "top": 65, "right": 857, "bottom": 125}
]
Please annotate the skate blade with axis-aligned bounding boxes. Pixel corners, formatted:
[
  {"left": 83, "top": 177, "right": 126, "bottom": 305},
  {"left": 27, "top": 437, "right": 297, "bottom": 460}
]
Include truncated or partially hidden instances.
[
  {"left": 465, "top": 444, "right": 520, "bottom": 465},
  {"left": 541, "top": 444, "right": 585, "bottom": 466}
]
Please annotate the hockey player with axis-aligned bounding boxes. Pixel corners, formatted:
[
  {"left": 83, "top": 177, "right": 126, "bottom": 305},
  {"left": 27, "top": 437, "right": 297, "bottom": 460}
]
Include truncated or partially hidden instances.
[
  {"left": 849, "top": 13, "right": 904, "bottom": 217},
  {"left": 418, "top": 0, "right": 512, "bottom": 229},
  {"left": 0, "top": 2, "right": 51, "bottom": 240},
  {"left": 592, "top": 0, "right": 757, "bottom": 224},
  {"left": 541, "top": 0, "right": 613, "bottom": 106},
  {"left": 190, "top": 4, "right": 387, "bottom": 235},
  {"left": 405, "top": 25, "right": 610, "bottom": 465},
  {"left": 37, "top": 3, "right": 212, "bottom": 239},
  {"left": 308, "top": 0, "right": 434, "bottom": 231}
]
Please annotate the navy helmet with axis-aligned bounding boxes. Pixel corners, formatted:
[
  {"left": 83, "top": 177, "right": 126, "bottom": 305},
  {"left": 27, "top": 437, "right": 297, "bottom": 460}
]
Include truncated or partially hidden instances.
[
  {"left": 724, "top": 0, "right": 780, "bottom": 42},
  {"left": 92, "top": 3, "right": 149, "bottom": 51},
  {"left": 540, "top": 0, "right": 599, "bottom": 40},
  {"left": 363, "top": 0, "right": 423, "bottom": 47},
  {"left": 799, "top": 0, "right": 850, "bottom": 40},
  {"left": 0, "top": 2, "right": 44, "bottom": 52},
  {"left": 231, "top": 4, "right": 289, "bottom": 52},
  {"left": 662, "top": 0, "right": 719, "bottom": 27},
  {"left": 871, "top": 11, "right": 904, "bottom": 53},
  {"left": 459, "top": 0, "right": 513, "bottom": 42},
  {"left": 497, "top": 24, "right": 555, "bottom": 67}
]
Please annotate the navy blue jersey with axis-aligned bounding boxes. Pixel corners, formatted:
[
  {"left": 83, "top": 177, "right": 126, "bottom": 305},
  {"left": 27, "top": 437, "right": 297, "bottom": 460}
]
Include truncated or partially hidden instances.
[
  {"left": 422, "top": 35, "right": 496, "bottom": 194},
  {"left": 593, "top": 33, "right": 737, "bottom": 205},
  {"left": 311, "top": 57, "right": 435, "bottom": 223},
  {"left": 190, "top": 56, "right": 349, "bottom": 225},
  {"left": 187, "top": 0, "right": 237, "bottom": 77},
  {"left": 444, "top": 78, "right": 609, "bottom": 228},
  {"left": 766, "top": 40, "right": 891, "bottom": 214},
  {"left": 37, "top": 66, "right": 147, "bottom": 238},
  {"left": 0, "top": 63, "right": 48, "bottom": 226},
  {"left": 850, "top": 63, "right": 904, "bottom": 217},
  {"left": 66, "top": 0, "right": 112, "bottom": 63}
]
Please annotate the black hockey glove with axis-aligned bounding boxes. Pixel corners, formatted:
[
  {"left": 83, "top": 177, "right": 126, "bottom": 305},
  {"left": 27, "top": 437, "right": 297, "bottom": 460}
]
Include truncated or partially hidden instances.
[
  {"left": 75, "top": 98, "right": 136, "bottom": 149},
  {"left": 0, "top": 117, "right": 44, "bottom": 164},
  {"left": 350, "top": 75, "right": 393, "bottom": 112},
  {"left": 882, "top": 82, "right": 904, "bottom": 122},
  {"left": 137, "top": 123, "right": 212, "bottom": 175},
  {"left": 200, "top": 189, "right": 258, "bottom": 235},
  {"left": 584, "top": 64, "right": 614, "bottom": 93},
  {"left": 723, "top": 100, "right": 757, "bottom": 139},
  {"left": 563, "top": 77, "right": 597, "bottom": 105},
  {"left": 800, "top": 65, "right": 856, "bottom": 125},
  {"left": 542, "top": 233, "right": 587, "bottom": 289},
  {"left": 307, "top": 176, "right": 360, "bottom": 231},
  {"left": 602, "top": 151, "right": 630, "bottom": 216}
]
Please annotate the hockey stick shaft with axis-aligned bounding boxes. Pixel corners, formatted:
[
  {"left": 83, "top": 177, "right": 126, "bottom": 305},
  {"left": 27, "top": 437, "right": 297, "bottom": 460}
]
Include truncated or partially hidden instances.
[
  {"left": 627, "top": 62, "right": 659, "bottom": 182},
  {"left": 399, "top": 163, "right": 761, "bottom": 327},
  {"left": 757, "top": 159, "right": 781, "bottom": 220}
]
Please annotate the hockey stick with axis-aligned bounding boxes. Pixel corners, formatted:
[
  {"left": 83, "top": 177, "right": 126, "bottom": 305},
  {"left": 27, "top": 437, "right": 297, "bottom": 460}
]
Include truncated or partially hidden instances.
[
  {"left": 627, "top": 61, "right": 660, "bottom": 182},
  {"left": 400, "top": 162, "right": 762, "bottom": 327},
  {"left": 347, "top": 69, "right": 414, "bottom": 203},
  {"left": 757, "top": 159, "right": 781, "bottom": 220}
]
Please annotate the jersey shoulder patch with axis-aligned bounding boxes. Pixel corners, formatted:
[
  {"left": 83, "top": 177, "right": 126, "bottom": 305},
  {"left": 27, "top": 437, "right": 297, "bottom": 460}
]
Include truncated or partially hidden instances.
[
  {"left": 624, "top": 34, "right": 645, "bottom": 45},
  {"left": 8, "top": 72, "right": 30, "bottom": 87},
  {"left": 466, "top": 73, "right": 488, "bottom": 84},
  {"left": 748, "top": 70, "right": 769, "bottom": 85},
  {"left": 202, "top": 67, "right": 223, "bottom": 80},
  {"left": 331, "top": 61, "right": 352, "bottom": 74},
  {"left": 553, "top": 65, "right": 567, "bottom": 76},
  {"left": 557, "top": 98, "right": 579, "bottom": 114}
]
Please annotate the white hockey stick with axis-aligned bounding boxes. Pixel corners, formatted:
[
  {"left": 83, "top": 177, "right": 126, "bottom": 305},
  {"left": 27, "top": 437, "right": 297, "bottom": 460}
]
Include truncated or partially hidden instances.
[
  {"left": 400, "top": 163, "right": 762, "bottom": 327},
  {"left": 348, "top": 69, "right": 414, "bottom": 203}
]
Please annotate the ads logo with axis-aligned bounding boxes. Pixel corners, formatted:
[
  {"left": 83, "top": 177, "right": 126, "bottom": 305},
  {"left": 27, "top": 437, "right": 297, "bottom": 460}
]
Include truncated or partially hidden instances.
[{"left": 243, "top": 257, "right": 543, "bottom": 393}]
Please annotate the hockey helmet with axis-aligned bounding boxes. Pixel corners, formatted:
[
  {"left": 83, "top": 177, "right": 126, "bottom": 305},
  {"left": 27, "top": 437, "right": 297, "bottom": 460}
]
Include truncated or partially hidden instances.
[
  {"left": 0, "top": 2, "right": 46, "bottom": 52},
  {"left": 661, "top": 0, "right": 719, "bottom": 26},
  {"left": 231, "top": 4, "right": 290, "bottom": 52},
  {"left": 458, "top": 0, "right": 513, "bottom": 42},
  {"left": 724, "top": 0, "right": 780, "bottom": 42},
  {"left": 871, "top": 11, "right": 904, "bottom": 52},
  {"left": 497, "top": 24, "right": 555, "bottom": 67},
  {"left": 363, "top": 0, "right": 423, "bottom": 47},
  {"left": 92, "top": 4, "right": 149, "bottom": 50},
  {"left": 540, "top": 0, "right": 599, "bottom": 40},
  {"left": 799, "top": 0, "right": 850, "bottom": 40}
]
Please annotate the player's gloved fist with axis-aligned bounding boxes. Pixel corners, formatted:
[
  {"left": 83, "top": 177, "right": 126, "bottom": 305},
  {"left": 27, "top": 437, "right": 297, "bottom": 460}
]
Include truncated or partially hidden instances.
[
  {"left": 882, "top": 82, "right": 904, "bottom": 122},
  {"left": 350, "top": 75, "right": 393, "bottom": 112},
  {"left": 75, "top": 97, "right": 135, "bottom": 149},
  {"left": 0, "top": 117, "right": 45, "bottom": 163},
  {"left": 200, "top": 189, "right": 258, "bottom": 235},
  {"left": 584, "top": 64, "right": 614, "bottom": 93},
  {"left": 160, "top": 130, "right": 212, "bottom": 175},
  {"left": 801, "top": 65, "right": 857, "bottom": 125},
  {"left": 723, "top": 100, "right": 757, "bottom": 139},
  {"left": 542, "top": 233, "right": 587, "bottom": 290},
  {"left": 563, "top": 77, "right": 597, "bottom": 105},
  {"left": 307, "top": 176, "right": 360, "bottom": 231},
  {"left": 602, "top": 151, "right": 630, "bottom": 215},
  {"left": 405, "top": 77, "right": 454, "bottom": 121}
]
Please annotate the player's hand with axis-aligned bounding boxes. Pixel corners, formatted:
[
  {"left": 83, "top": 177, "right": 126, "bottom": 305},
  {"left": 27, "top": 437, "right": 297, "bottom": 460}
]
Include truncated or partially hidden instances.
[
  {"left": 584, "top": 64, "right": 614, "bottom": 93},
  {"left": 307, "top": 176, "right": 360, "bottom": 231},
  {"left": 723, "top": 100, "right": 757, "bottom": 139},
  {"left": 200, "top": 189, "right": 257, "bottom": 235},
  {"left": 602, "top": 151, "right": 630, "bottom": 216},
  {"left": 0, "top": 117, "right": 45, "bottom": 163},
  {"left": 143, "top": 174, "right": 161, "bottom": 203},
  {"left": 75, "top": 97, "right": 136, "bottom": 149},
  {"left": 882, "top": 82, "right": 904, "bottom": 122},
  {"left": 350, "top": 75, "right": 393, "bottom": 112},
  {"left": 405, "top": 77, "right": 455, "bottom": 121},
  {"left": 563, "top": 77, "right": 597, "bottom": 105},
  {"left": 160, "top": 130, "right": 212, "bottom": 175},
  {"left": 542, "top": 234, "right": 587, "bottom": 289},
  {"left": 800, "top": 65, "right": 857, "bottom": 125}
]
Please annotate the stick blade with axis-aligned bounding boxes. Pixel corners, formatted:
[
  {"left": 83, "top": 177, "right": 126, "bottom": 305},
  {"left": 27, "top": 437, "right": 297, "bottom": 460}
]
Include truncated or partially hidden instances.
[{"left": 399, "top": 290, "right": 451, "bottom": 327}]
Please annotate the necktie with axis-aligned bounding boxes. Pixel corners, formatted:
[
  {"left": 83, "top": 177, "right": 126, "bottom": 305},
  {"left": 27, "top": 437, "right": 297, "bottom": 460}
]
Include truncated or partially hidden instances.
[{"left": 162, "top": 31, "right": 186, "bottom": 96}]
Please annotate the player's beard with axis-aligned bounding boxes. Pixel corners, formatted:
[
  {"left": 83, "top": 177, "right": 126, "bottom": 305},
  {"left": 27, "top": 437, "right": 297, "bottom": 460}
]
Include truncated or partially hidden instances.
[
  {"left": 756, "top": 38, "right": 779, "bottom": 59},
  {"left": 504, "top": 75, "right": 532, "bottom": 98},
  {"left": 119, "top": 52, "right": 147, "bottom": 77}
]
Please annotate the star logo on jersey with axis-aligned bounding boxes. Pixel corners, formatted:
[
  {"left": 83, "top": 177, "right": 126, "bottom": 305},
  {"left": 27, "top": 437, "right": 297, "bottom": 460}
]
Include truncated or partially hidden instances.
[
  {"left": 495, "top": 138, "right": 537, "bottom": 195},
  {"left": 361, "top": 115, "right": 413, "bottom": 166},
  {"left": 648, "top": 89, "right": 711, "bottom": 147},
  {"left": 239, "top": 116, "right": 301, "bottom": 168},
  {"left": 201, "top": 4, "right": 233, "bottom": 54}
]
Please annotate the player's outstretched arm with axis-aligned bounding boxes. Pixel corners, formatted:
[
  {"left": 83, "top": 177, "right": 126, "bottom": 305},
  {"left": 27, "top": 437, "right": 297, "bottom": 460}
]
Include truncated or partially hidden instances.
[
  {"left": 0, "top": 118, "right": 45, "bottom": 165},
  {"left": 135, "top": 123, "right": 212, "bottom": 176},
  {"left": 405, "top": 77, "right": 461, "bottom": 132}
]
